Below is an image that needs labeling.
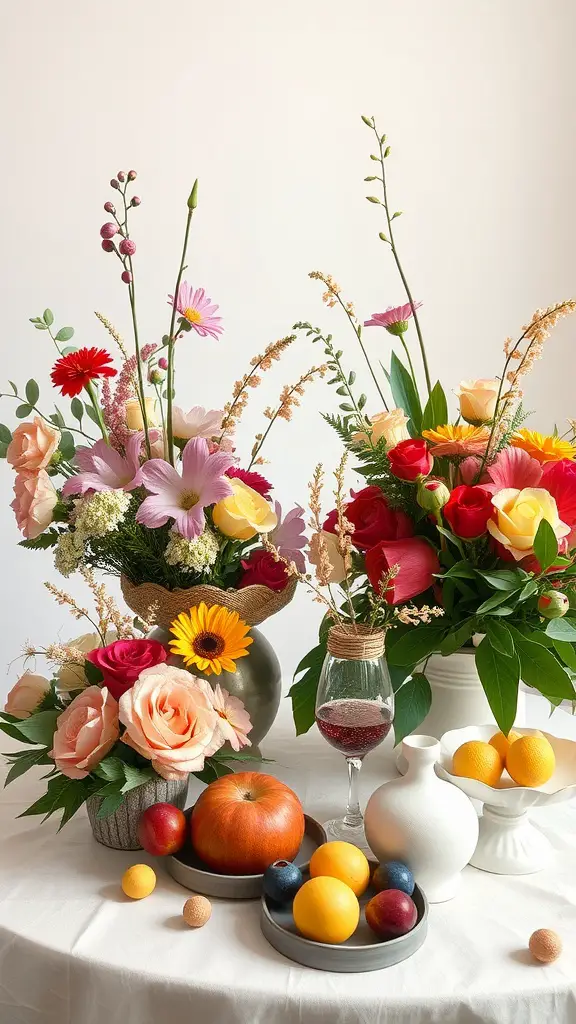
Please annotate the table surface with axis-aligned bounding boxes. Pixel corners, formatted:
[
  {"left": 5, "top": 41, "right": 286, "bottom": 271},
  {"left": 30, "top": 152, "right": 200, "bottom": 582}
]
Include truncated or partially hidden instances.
[{"left": 1, "top": 693, "right": 576, "bottom": 1024}]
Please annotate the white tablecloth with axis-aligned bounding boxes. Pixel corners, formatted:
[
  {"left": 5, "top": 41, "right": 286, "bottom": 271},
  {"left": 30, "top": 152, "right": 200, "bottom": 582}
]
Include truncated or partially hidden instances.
[{"left": 1, "top": 694, "right": 576, "bottom": 1024}]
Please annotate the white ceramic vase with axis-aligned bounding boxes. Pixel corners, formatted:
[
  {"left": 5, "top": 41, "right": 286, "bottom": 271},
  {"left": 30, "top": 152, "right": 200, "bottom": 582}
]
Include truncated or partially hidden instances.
[{"left": 365, "top": 735, "right": 479, "bottom": 902}]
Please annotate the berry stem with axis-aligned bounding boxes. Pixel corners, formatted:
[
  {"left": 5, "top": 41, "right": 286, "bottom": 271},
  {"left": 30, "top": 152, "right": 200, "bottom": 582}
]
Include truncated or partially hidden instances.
[{"left": 119, "top": 185, "right": 151, "bottom": 459}]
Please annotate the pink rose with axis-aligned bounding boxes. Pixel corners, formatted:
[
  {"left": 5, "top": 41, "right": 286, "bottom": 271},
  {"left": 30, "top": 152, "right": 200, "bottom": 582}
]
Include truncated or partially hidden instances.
[
  {"left": 85, "top": 638, "right": 168, "bottom": 700},
  {"left": 11, "top": 470, "right": 57, "bottom": 539},
  {"left": 7, "top": 417, "right": 60, "bottom": 472},
  {"left": 4, "top": 671, "right": 51, "bottom": 719},
  {"left": 50, "top": 686, "right": 119, "bottom": 779},
  {"left": 119, "top": 664, "right": 223, "bottom": 780}
]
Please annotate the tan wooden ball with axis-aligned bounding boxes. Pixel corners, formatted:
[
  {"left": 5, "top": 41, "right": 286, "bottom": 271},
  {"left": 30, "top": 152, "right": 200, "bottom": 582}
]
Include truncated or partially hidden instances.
[
  {"left": 529, "top": 928, "right": 562, "bottom": 963},
  {"left": 183, "top": 895, "right": 212, "bottom": 928}
]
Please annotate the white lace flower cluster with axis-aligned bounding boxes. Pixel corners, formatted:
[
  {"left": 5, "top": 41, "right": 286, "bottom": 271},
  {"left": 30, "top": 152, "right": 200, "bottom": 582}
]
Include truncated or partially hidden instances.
[
  {"left": 165, "top": 528, "right": 219, "bottom": 573},
  {"left": 54, "top": 491, "right": 131, "bottom": 577}
]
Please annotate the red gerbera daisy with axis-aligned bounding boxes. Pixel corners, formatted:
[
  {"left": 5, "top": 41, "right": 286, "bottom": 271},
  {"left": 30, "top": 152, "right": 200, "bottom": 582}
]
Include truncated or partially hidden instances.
[
  {"left": 226, "top": 466, "right": 273, "bottom": 498},
  {"left": 50, "top": 347, "right": 117, "bottom": 398}
]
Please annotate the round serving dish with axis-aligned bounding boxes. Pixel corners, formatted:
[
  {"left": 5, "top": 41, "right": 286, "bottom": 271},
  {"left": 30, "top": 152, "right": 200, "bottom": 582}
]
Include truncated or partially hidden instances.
[{"left": 166, "top": 811, "right": 326, "bottom": 899}]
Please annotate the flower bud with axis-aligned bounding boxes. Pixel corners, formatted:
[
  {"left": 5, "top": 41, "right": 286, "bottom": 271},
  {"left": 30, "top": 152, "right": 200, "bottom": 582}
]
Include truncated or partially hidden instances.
[
  {"left": 417, "top": 478, "right": 451, "bottom": 512},
  {"left": 538, "top": 591, "right": 570, "bottom": 619},
  {"left": 121, "top": 270, "right": 132, "bottom": 284},
  {"left": 128, "top": 170, "right": 137, "bottom": 180},
  {"left": 100, "top": 222, "right": 117, "bottom": 239},
  {"left": 131, "top": 196, "right": 141, "bottom": 207},
  {"left": 101, "top": 239, "right": 115, "bottom": 252},
  {"left": 148, "top": 367, "right": 165, "bottom": 385},
  {"left": 187, "top": 179, "right": 198, "bottom": 210},
  {"left": 117, "top": 170, "right": 126, "bottom": 182},
  {"left": 119, "top": 238, "right": 136, "bottom": 256},
  {"left": 158, "top": 356, "right": 168, "bottom": 370},
  {"left": 110, "top": 178, "right": 120, "bottom": 190},
  {"left": 104, "top": 201, "right": 116, "bottom": 214}
]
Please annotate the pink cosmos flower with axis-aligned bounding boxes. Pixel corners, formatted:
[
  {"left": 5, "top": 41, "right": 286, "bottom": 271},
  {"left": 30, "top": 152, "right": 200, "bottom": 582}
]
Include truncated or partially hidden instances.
[
  {"left": 136, "top": 436, "right": 234, "bottom": 539},
  {"left": 364, "top": 302, "right": 423, "bottom": 335},
  {"left": 209, "top": 683, "right": 252, "bottom": 751},
  {"left": 62, "top": 432, "right": 144, "bottom": 496},
  {"left": 172, "top": 405, "right": 224, "bottom": 440},
  {"left": 168, "top": 281, "right": 223, "bottom": 340},
  {"left": 269, "top": 502, "right": 307, "bottom": 571}
]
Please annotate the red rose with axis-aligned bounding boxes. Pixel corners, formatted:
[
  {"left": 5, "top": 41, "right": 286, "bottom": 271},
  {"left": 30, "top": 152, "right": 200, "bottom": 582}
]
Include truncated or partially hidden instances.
[
  {"left": 388, "top": 439, "right": 433, "bottom": 482},
  {"left": 238, "top": 549, "right": 289, "bottom": 591},
  {"left": 443, "top": 484, "right": 493, "bottom": 539},
  {"left": 86, "top": 639, "right": 167, "bottom": 701},
  {"left": 542, "top": 460, "right": 576, "bottom": 529},
  {"left": 365, "top": 537, "right": 440, "bottom": 605},
  {"left": 324, "top": 485, "right": 413, "bottom": 551}
]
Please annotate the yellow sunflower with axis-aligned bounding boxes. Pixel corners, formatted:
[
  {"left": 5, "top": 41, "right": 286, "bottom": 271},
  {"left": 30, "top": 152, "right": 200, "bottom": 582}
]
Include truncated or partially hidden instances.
[
  {"left": 169, "top": 602, "right": 253, "bottom": 676},
  {"left": 421, "top": 424, "right": 490, "bottom": 457},
  {"left": 510, "top": 429, "right": 576, "bottom": 465}
]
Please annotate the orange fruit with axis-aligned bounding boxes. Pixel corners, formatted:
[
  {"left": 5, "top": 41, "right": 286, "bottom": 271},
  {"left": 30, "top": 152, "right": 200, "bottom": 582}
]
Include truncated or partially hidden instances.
[
  {"left": 293, "top": 876, "right": 359, "bottom": 943},
  {"left": 489, "top": 730, "right": 521, "bottom": 763},
  {"left": 452, "top": 740, "right": 503, "bottom": 787},
  {"left": 309, "top": 841, "right": 370, "bottom": 897},
  {"left": 506, "top": 735, "right": 555, "bottom": 787}
]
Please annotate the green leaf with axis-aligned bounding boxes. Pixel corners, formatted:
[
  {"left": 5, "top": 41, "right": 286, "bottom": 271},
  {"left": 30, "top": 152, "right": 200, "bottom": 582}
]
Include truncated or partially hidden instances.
[
  {"left": 33, "top": 322, "right": 48, "bottom": 330},
  {"left": 4, "top": 747, "right": 52, "bottom": 787},
  {"left": 51, "top": 405, "right": 66, "bottom": 428},
  {"left": 552, "top": 639, "right": 576, "bottom": 671},
  {"left": 15, "top": 709, "right": 59, "bottom": 747},
  {"left": 0, "top": 721, "right": 31, "bottom": 743},
  {"left": 393, "top": 672, "right": 432, "bottom": 745},
  {"left": 518, "top": 579, "right": 539, "bottom": 601},
  {"left": 421, "top": 381, "right": 448, "bottom": 433},
  {"left": 43, "top": 309, "right": 54, "bottom": 326},
  {"left": 18, "top": 775, "right": 76, "bottom": 821},
  {"left": 533, "top": 519, "right": 558, "bottom": 572},
  {"left": 19, "top": 528, "right": 60, "bottom": 550},
  {"left": 389, "top": 351, "right": 422, "bottom": 436},
  {"left": 59, "top": 430, "right": 75, "bottom": 460},
  {"left": 435, "top": 525, "right": 465, "bottom": 558},
  {"left": 475, "top": 636, "right": 520, "bottom": 735},
  {"left": 476, "top": 569, "right": 526, "bottom": 591},
  {"left": 70, "top": 397, "right": 84, "bottom": 422},
  {"left": 85, "top": 404, "right": 101, "bottom": 426},
  {"left": 545, "top": 617, "right": 576, "bottom": 642},
  {"left": 25, "top": 379, "right": 39, "bottom": 406},
  {"left": 193, "top": 758, "right": 235, "bottom": 784},
  {"left": 83, "top": 660, "right": 103, "bottom": 685},
  {"left": 439, "top": 619, "right": 475, "bottom": 655},
  {"left": 0, "top": 424, "right": 12, "bottom": 443},
  {"left": 385, "top": 623, "right": 446, "bottom": 668},
  {"left": 61, "top": 346, "right": 78, "bottom": 356},
  {"left": 290, "top": 641, "right": 326, "bottom": 735},
  {"left": 121, "top": 763, "right": 155, "bottom": 794},
  {"left": 484, "top": 619, "right": 514, "bottom": 657},
  {"left": 55, "top": 326, "right": 74, "bottom": 343},
  {"left": 96, "top": 786, "right": 125, "bottom": 820},
  {"left": 510, "top": 628, "right": 576, "bottom": 700},
  {"left": 476, "top": 589, "right": 519, "bottom": 615},
  {"left": 440, "top": 561, "right": 476, "bottom": 580},
  {"left": 0, "top": 442, "right": 7, "bottom": 459},
  {"left": 93, "top": 756, "right": 125, "bottom": 783},
  {"left": 15, "top": 403, "right": 33, "bottom": 418}
]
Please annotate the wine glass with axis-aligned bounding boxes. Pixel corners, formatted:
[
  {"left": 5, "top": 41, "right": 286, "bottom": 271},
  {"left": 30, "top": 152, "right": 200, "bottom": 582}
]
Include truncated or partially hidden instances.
[{"left": 315, "top": 625, "right": 394, "bottom": 849}]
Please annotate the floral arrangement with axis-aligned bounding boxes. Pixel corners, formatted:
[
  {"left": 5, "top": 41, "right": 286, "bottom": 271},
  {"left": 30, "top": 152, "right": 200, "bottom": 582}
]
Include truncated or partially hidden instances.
[
  {"left": 0, "top": 170, "right": 317, "bottom": 597},
  {"left": 288, "top": 115, "right": 576, "bottom": 744},
  {"left": 0, "top": 573, "right": 260, "bottom": 827}
]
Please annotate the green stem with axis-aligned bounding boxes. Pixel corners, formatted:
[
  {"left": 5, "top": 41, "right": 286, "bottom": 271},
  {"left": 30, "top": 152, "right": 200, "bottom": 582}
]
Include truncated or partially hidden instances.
[
  {"left": 166, "top": 208, "right": 195, "bottom": 466},
  {"left": 334, "top": 294, "right": 389, "bottom": 410},
  {"left": 84, "top": 381, "right": 108, "bottom": 442},
  {"left": 119, "top": 186, "right": 151, "bottom": 459},
  {"left": 154, "top": 382, "right": 167, "bottom": 446},
  {"left": 399, "top": 334, "right": 418, "bottom": 391},
  {"left": 0, "top": 393, "right": 96, "bottom": 442}
]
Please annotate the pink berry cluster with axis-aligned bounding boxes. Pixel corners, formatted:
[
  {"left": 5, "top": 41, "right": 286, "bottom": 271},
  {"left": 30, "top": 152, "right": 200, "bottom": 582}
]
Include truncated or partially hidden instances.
[{"left": 99, "top": 170, "right": 141, "bottom": 284}]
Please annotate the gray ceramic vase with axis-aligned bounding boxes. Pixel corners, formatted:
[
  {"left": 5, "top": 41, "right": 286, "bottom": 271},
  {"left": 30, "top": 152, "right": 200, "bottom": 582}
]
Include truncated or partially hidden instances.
[{"left": 86, "top": 777, "right": 188, "bottom": 851}]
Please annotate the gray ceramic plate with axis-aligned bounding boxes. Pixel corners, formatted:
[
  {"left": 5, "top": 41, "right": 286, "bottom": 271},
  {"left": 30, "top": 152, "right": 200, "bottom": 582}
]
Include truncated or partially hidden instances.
[
  {"left": 166, "top": 811, "right": 327, "bottom": 899},
  {"left": 260, "top": 872, "right": 428, "bottom": 972}
]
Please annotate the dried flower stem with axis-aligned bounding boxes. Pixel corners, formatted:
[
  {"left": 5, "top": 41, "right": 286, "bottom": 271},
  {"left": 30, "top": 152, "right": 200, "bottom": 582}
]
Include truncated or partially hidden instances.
[
  {"left": 94, "top": 311, "right": 130, "bottom": 362},
  {"left": 263, "top": 536, "right": 342, "bottom": 622},
  {"left": 248, "top": 364, "right": 327, "bottom": 469},
  {"left": 333, "top": 453, "right": 356, "bottom": 625},
  {"left": 219, "top": 335, "right": 295, "bottom": 441}
]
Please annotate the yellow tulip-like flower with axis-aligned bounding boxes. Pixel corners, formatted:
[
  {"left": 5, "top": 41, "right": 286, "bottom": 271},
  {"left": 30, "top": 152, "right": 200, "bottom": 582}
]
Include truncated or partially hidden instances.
[
  {"left": 212, "top": 478, "right": 277, "bottom": 540},
  {"left": 487, "top": 487, "right": 570, "bottom": 561},
  {"left": 125, "top": 397, "right": 158, "bottom": 431},
  {"left": 455, "top": 379, "right": 500, "bottom": 425},
  {"left": 510, "top": 429, "right": 576, "bottom": 465}
]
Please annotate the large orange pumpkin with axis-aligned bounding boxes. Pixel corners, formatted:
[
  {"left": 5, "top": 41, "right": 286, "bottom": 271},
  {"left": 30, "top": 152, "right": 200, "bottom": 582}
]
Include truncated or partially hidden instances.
[{"left": 191, "top": 772, "right": 305, "bottom": 874}]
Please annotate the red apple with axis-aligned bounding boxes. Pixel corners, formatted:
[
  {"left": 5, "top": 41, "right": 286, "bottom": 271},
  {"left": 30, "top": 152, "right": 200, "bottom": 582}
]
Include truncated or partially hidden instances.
[
  {"left": 191, "top": 772, "right": 305, "bottom": 875},
  {"left": 365, "top": 889, "right": 418, "bottom": 939},
  {"left": 138, "top": 802, "right": 187, "bottom": 856}
]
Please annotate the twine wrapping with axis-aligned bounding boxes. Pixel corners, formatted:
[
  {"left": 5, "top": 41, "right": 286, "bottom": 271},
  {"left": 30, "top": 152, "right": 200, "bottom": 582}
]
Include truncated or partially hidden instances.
[
  {"left": 327, "top": 623, "right": 385, "bottom": 661},
  {"left": 121, "top": 575, "right": 296, "bottom": 630}
]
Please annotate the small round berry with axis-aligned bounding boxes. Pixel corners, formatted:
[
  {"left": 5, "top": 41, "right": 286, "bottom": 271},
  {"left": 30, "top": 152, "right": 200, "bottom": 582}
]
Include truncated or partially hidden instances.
[
  {"left": 131, "top": 196, "right": 141, "bottom": 207},
  {"left": 104, "top": 201, "right": 116, "bottom": 214},
  {"left": 119, "top": 238, "right": 136, "bottom": 256},
  {"left": 128, "top": 169, "right": 137, "bottom": 181},
  {"left": 110, "top": 179, "right": 120, "bottom": 190},
  {"left": 117, "top": 170, "right": 126, "bottom": 182},
  {"left": 158, "top": 356, "right": 168, "bottom": 370},
  {"left": 121, "top": 270, "right": 132, "bottom": 284},
  {"left": 101, "top": 239, "right": 115, "bottom": 252},
  {"left": 100, "top": 222, "right": 117, "bottom": 239}
]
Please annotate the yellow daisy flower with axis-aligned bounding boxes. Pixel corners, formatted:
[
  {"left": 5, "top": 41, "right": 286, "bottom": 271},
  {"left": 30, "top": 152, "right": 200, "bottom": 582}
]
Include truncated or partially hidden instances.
[
  {"left": 510, "top": 429, "right": 576, "bottom": 465},
  {"left": 169, "top": 602, "right": 253, "bottom": 676},
  {"left": 421, "top": 424, "right": 490, "bottom": 457}
]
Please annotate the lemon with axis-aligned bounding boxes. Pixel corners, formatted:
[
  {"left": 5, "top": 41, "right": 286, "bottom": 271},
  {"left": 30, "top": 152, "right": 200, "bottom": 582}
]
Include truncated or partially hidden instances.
[
  {"left": 452, "top": 740, "right": 503, "bottom": 787},
  {"left": 121, "top": 864, "right": 157, "bottom": 899},
  {"left": 506, "top": 735, "right": 555, "bottom": 787},
  {"left": 309, "top": 841, "right": 370, "bottom": 897},
  {"left": 489, "top": 730, "right": 521, "bottom": 763},
  {"left": 293, "top": 876, "right": 359, "bottom": 943}
]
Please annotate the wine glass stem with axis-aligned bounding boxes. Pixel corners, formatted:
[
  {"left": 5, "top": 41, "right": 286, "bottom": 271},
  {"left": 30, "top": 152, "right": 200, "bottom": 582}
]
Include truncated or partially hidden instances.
[{"left": 343, "top": 756, "right": 363, "bottom": 828}]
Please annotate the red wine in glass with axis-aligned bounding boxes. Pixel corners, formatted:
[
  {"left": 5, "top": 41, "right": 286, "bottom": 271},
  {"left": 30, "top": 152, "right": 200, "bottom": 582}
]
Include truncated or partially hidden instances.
[{"left": 316, "top": 698, "right": 392, "bottom": 757}]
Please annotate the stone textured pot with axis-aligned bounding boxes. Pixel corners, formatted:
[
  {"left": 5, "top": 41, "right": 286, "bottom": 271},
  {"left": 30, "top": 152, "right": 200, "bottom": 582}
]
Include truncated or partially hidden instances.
[
  {"left": 365, "top": 735, "right": 479, "bottom": 903},
  {"left": 86, "top": 777, "right": 188, "bottom": 851}
]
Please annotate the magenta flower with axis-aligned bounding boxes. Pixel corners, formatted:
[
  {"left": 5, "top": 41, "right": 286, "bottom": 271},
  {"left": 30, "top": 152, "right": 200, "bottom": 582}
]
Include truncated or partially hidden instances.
[
  {"left": 226, "top": 466, "right": 272, "bottom": 498},
  {"left": 460, "top": 448, "right": 543, "bottom": 494},
  {"left": 136, "top": 436, "right": 234, "bottom": 539},
  {"left": 167, "top": 281, "right": 223, "bottom": 340},
  {"left": 364, "top": 301, "right": 423, "bottom": 336},
  {"left": 62, "top": 433, "right": 144, "bottom": 496},
  {"left": 269, "top": 503, "right": 307, "bottom": 571}
]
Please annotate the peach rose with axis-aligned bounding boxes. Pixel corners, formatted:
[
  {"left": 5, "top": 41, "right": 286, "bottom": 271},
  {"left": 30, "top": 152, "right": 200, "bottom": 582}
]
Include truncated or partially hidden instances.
[
  {"left": 4, "top": 672, "right": 51, "bottom": 719},
  {"left": 119, "top": 664, "right": 222, "bottom": 780},
  {"left": 50, "top": 686, "right": 119, "bottom": 779},
  {"left": 308, "top": 530, "right": 347, "bottom": 584},
  {"left": 11, "top": 470, "right": 57, "bottom": 539},
  {"left": 456, "top": 379, "right": 500, "bottom": 425},
  {"left": 352, "top": 408, "right": 410, "bottom": 447},
  {"left": 487, "top": 487, "right": 570, "bottom": 561},
  {"left": 212, "top": 478, "right": 277, "bottom": 540},
  {"left": 124, "top": 397, "right": 158, "bottom": 431},
  {"left": 6, "top": 417, "right": 60, "bottom": 473}
]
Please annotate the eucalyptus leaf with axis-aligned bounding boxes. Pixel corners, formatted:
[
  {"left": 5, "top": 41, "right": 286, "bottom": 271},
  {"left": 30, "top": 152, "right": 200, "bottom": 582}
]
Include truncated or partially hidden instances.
[
  {"left": 0, "top": 424, "right": 12, "bottom": 443},
  {"left": 43, "top": 309, "right": 54, "bottom": 326},
  {"left": 25, "top": 379, "right": 39, "bottom": 406},
  {"left": 55, "top": 326, "right": 75, "bottom": 343},
  {"left": 15, "top": 403, "right": 33, "bottom": 418},
  {"left": 70, "top": 397, "right": 84, "bottom": 422}
]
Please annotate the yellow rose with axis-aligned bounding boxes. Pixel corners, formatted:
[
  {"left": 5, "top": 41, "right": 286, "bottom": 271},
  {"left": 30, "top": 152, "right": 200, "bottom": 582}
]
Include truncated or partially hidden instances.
[
  {"left": 456, "top": 379, "right": 499, "bottom": 425},
  {"left": 125, "top": 397, "right": 158, "bottom": 431},
  {"left": 308, "top": 530, "right": 347, "bottom": 584},
  {"left": 352, "top": 408, "right": 409, "bottom": 447},
  {"left": 487, "top": 487, "right": 570, "bottom": 561},
  {"left": 212, "top": 479, "right": 277, "bottom": 540}
]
